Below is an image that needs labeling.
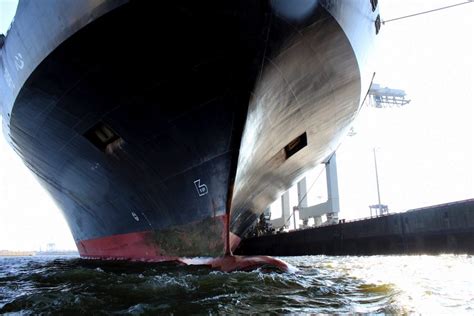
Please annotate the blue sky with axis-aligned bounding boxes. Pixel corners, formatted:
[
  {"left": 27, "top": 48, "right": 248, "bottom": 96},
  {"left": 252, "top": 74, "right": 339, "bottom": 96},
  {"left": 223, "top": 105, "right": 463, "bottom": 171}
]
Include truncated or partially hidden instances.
[{"left": 0, "top": 0, "right": 473, "bottom": 250}]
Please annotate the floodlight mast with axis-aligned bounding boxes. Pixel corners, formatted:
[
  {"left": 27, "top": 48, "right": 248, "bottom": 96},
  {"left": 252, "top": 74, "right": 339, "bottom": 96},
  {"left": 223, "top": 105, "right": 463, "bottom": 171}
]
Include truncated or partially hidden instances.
[{"left": 363, "top": 83, "right": 411, "bottom": 216}]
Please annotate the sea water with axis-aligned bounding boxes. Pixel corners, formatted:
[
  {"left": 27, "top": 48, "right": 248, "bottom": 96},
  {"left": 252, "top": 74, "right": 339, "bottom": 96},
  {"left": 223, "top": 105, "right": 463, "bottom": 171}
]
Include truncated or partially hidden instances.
[{"left": 1, "top": 255, "right": 473, "bottom": 314}]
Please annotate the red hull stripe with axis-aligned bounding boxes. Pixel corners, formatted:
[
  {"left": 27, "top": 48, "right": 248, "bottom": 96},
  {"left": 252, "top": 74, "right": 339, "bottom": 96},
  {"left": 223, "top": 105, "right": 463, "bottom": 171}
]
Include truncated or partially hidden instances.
[
  {"left": 75, "top": 230, "right": 291, "bottom": 272},
  {"left": 76, "top": 216, "right": 241, "bottom": 261},
  {"left": 77, "top": 231, "right": 175, "bottom": 261}
]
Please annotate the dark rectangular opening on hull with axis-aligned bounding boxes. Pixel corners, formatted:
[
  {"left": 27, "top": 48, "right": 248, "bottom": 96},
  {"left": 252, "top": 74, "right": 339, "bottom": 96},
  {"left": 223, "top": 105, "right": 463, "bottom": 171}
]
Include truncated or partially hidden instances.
[
  {"left": 84, "top": 122, "right": 122, "bottom": 152},
  {"left": 284, "top": 132, "right": 307, "bottom": 160},
  {"left": 375, "top": 15, "right": 381, "bottom": 34},
  {"left": 370, "top": 0, "right": 378, "bottom": 12}
]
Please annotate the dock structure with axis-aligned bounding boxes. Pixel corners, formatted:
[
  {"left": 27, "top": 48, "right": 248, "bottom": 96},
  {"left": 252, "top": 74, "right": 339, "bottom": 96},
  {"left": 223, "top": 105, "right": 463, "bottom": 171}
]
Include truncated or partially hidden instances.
[
  {"left": 297, "top": 153, "right": 340, "bottom": 227},
  {"left": 236, "top": 199, "right": 474, "bottom": 256},
  {"left": 268, "top": 153, "right": 341, "bottom": 232}
]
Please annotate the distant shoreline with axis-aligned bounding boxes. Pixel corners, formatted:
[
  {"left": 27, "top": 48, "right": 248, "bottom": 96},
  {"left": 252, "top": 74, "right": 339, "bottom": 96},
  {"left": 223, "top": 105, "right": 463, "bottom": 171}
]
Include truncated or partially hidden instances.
[{"left": 0, "top": 250, "right": 79, "bottom": 257}]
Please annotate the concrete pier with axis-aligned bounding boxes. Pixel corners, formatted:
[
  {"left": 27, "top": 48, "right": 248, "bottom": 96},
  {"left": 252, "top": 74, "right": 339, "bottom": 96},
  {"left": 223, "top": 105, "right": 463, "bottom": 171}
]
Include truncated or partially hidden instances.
[{"left": 236, "top": 199, "right": 474, "bottom": 256}]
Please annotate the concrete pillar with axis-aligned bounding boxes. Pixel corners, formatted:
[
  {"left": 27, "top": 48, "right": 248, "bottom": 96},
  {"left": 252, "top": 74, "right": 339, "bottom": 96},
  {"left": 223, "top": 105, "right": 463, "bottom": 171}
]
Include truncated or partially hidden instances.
[
  {"left": 281, "top": 190, "right": 290, "bottom": 227},
  {"left": 298, "top": 153, "right": 341, "bottom": 226},
  {"left": 297, "top": 178, "right": 308, "bottom": 208},
  {"left": 314, "top": 216, "right": 322, "bottom": 226},
  {"left": 296, "top": 178, "right": 308, "bottom": 229},
  {"left": 269, "top": 190, "right": 291, "bottom": 230},
  {"left": 326, "top": 153, "right": 340, "bottom": 214}
]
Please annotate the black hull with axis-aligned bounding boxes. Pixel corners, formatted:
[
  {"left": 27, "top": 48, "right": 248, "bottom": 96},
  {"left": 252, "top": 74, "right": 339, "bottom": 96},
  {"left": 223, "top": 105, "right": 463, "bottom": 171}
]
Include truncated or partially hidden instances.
[{"left": 0, "top": 0, "right": 378, "bottom": 259}]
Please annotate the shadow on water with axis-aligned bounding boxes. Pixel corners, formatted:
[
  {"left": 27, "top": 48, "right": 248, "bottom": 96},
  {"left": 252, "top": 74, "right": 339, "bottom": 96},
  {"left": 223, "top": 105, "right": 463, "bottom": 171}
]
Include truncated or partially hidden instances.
[{"left": 1, "top": 255, "right": 471, "bottom": 314}]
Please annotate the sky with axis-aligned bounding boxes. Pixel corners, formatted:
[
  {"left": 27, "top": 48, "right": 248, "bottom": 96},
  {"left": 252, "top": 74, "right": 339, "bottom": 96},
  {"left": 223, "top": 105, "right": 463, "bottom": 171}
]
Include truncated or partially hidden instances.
[
  {"left": 336, "top": 0, "right": 473, "bottom": 218},
  {"left": 0, "top": 0, "right": 473, "bottom": 250}
]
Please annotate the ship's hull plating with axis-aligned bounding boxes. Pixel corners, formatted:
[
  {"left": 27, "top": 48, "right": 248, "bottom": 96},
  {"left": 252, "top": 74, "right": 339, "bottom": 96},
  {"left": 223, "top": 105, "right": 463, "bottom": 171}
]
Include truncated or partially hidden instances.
[{"left": 0, "top": 0, "right": 378, "bottom": 261}]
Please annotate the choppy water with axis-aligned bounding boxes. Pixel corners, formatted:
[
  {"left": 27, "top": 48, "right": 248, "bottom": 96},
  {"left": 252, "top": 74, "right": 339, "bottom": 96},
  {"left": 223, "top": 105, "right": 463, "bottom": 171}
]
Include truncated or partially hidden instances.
[{"left": 0, "top": 255, "right": 473, "bottom": 314}]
